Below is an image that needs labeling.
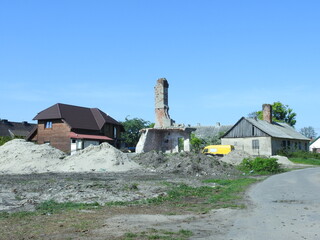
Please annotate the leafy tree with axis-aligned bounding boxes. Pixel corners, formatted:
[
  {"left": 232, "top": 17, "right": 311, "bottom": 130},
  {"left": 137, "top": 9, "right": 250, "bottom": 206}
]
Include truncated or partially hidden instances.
[
  {"left": 121, "top": 117, "right": 153, "bottom": 147},
  {"left": 252, "top": 101, "right": 297, "bottom": 127},
  {"left": 300, "top": 126, "right": 317, "bottom": 139},
  {"left": 190, "top": 133, "right": 204, "bottom": 153}
]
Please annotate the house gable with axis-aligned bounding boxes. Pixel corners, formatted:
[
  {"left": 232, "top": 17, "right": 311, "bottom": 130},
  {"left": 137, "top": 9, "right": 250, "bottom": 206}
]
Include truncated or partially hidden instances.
[{"left": 222, "top": 117, "right": 269, "bottom": 138}]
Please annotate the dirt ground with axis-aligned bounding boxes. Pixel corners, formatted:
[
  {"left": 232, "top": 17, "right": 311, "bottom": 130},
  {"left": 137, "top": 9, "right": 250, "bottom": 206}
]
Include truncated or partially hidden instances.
[
  {"left": 0, "top": 170, "right": 248, "bottom": 239},
  {"left": 0, "top": 151, "right": 248, "bottom": 239}
]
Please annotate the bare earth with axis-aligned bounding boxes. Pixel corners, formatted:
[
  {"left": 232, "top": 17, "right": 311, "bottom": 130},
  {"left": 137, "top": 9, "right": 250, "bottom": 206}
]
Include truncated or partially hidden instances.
[{"left": 1, "top": 140, "right": 313, "bottom": 239}]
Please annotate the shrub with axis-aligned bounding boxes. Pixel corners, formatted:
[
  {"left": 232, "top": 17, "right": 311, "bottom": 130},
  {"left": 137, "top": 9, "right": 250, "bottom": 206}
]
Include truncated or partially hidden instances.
[{"left": 239, "top": 157, "right": 283, "bottom": 174}]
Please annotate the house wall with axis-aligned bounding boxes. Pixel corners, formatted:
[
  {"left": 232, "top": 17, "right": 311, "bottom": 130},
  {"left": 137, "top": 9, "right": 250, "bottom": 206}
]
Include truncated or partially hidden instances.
[
  {"left": 35, "top": 119, "right": 71, "bottom": 153},
  {"left": 222, "top": 137, "right": 310, "bottom": 156},
  {"left": 309, "top": 139, "right": 320, "bottom": 153},
  {"left": 221, "top": 137, "right": 272, "bottom": 156},
  {"left": 136, "top": 128, "right": 191, "bottom": 153}
]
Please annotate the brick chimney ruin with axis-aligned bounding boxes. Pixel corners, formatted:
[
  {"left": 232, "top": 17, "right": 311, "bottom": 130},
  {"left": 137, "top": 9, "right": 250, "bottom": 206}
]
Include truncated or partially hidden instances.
[
  {"left": 135, "top": 78, "right": 195, "bottom": 153},
  {"left": 262, "top": 104, "right": 272, "bottom": 123},
  {"left": 154, "top": 78, "right": 173, "bottom": 128}
]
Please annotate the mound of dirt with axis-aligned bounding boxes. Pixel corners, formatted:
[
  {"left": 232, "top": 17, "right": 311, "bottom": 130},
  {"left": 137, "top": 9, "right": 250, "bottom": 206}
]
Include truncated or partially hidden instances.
[
  {"left": 132, "top": 151, "right": 241, "bottom": 177},
  {"left": 271, "top": 155, "right": 295, "bottom": 166},
  {"left": 0, "top": 140, "right": 140, "bottom": 174},
  {"left": 219, "top": 150, "right": 251, "bottom": 165},
  {"left": 0, "top": 139, "right": 66, "bottom": 174},
  {"left": 55, "top": 142, "right": 141, "bottom": 172}
]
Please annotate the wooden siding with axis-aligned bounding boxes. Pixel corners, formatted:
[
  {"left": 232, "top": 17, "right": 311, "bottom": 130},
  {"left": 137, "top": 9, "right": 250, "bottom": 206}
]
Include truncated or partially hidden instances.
[{"left": 223, "top": 118, "right": 269, "bottom": 138}]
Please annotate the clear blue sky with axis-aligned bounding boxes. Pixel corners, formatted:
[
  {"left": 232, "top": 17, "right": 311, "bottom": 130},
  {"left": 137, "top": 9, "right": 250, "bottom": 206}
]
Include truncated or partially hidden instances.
[{"left": 1, "top": 0, "right": 319, "bottom": 134}]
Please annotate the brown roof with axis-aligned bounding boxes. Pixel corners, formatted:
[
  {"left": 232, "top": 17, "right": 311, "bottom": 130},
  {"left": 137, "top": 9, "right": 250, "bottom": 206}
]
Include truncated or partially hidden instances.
[{"left": 33, "top": 103, "right": 123, "bottom": 131}]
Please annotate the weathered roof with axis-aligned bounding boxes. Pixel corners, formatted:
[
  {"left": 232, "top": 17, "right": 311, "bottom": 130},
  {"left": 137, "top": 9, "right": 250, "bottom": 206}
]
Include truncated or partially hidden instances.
[
  {"left": 245, "top": 118, "right": 310, "bottom": 140},
  {"left": 33, "top": 103, "right": 122, "bottom": 131},
  {"left": 193, "top": 125, "right": 232, "bottom": 139},
  {"left": 0, "top": 119, "right": 36, "bottom": 137},
  {"left": 223, "top": 117, "right": 310, "bottom": 141}
]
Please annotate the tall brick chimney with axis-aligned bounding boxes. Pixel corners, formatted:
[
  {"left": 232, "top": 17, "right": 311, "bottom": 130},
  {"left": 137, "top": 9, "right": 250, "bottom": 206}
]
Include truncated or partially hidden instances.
[
  {"left": 262, "top": 104, "right": 272, "bottom": 123},
  {"left": 154, "top": 78, "right": 173, "bottom": 128}
]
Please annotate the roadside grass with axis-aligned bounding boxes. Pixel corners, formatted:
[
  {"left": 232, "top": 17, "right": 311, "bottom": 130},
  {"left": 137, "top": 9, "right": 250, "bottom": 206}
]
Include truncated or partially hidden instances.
[
  {"left": 279, "top": 151, "right": 320, "bottom": 165},
  {"left": 289, "top": 158, "right": 320, "bottom": 165},
  {"left": 121, "top": 228, "right": 193, "bottom": 240},
  {"left": 106, "top": 177, "right": 258, "bottom": 210}
]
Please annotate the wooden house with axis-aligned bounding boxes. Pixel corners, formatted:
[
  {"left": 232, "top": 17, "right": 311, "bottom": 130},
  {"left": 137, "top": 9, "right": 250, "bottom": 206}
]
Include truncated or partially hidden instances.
[
  {"left": 27, "top": 103, "right": 124, "bottom": 154},
  {"left": 221, "top": 104, "right": 310, "bottom": 156}
]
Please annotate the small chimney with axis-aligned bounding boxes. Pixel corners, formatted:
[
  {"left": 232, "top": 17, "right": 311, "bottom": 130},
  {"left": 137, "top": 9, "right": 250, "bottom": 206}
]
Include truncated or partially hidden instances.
[{"left": 262, "top": 104, "right": 272, "bottom": 123}]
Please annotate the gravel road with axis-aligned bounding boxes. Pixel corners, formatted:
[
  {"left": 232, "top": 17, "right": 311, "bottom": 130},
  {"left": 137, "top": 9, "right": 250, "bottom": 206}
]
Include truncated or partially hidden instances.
[{"left": 225, "top": 167, "right": 320, "bottom": 240}]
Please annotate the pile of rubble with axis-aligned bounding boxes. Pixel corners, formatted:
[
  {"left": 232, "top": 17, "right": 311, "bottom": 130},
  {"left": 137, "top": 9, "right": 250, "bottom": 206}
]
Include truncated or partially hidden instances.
[{"left": 132, "top": 151, "right": 241, "bottom": 177}]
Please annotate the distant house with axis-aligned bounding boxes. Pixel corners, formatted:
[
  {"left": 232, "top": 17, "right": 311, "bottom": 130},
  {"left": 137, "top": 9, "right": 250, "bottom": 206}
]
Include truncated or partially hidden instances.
[
  {"left": 309, "top": 137, "right": 320, "bottom": 153},
  {"left": 221, "top": 104, "right": 310, "bottom": 156},
  {"left": 0, "top": 119, "right": 35, "bottom": 138},
  {"left": 192, "top": 123, "right": 232, "bottom": 141},
  {"left": 27, "top": 103, "right": 124, "bottom": 154}
]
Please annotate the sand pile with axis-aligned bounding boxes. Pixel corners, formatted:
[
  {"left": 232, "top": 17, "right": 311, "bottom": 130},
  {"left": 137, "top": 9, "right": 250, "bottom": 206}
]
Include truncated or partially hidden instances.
[
  {"left": 220, "top": 150, "right": 251, "bottom": 165},
  {"left": 0, "top": 139, "right": 66, "bottom": 174},
  {"left": 0, "top": 140, "right": 140, "bottom": 174},
  {"left": 55, "top": 143, "right": 140, "bottom": 172},
  {"left": 271, "top": 155, "right": 295, "bottom": 166}
]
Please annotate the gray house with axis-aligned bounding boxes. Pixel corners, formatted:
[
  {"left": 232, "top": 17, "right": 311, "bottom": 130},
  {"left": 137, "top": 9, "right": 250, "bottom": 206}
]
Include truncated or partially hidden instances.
[{"left": 221, "top": 104, "right": 310, "bottom": 156}]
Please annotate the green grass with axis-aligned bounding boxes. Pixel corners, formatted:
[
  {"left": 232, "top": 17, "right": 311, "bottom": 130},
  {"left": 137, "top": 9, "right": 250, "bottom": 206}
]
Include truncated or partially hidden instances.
[
  {"left": 289, "top": 157, "right": 320, "bottom": 165},
  {"left": 0, "top": 200, "right": 101, "bottom": 219},
  {"left": 203, "top": 178, "right": 257, "bottom": 206},
  {"left": 122, "top": 228, "right": 193, "bottom": 240},
  {"left": 36, "top": 200, "right": 100, "bottom": 214},
  {"left": 107, "top": 178, "right": 258, "bottom": 210}
]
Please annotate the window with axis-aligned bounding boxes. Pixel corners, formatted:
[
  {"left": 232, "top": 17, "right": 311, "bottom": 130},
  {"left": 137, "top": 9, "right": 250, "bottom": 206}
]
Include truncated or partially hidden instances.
[
  {"left": 252, "top": 125, "right": 255, "bottom": 136},
  {"left": 252, "top": 139, "right": 259, "bottom": 149},
  {"left": 45, "top": 121, "right": 53, "bottom": 129},
  {"left": 298, "top": 142, "right": 302, "bottom": 150},
  {"left": 282, "top": 140, "right": 287, "bottom": 148},
  {"left": 113, "top": 126, "right": 117, "bottom": 138}
]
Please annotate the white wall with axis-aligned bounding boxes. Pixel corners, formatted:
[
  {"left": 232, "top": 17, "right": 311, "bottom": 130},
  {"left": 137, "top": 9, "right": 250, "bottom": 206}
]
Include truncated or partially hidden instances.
[
  {"left": 221, "top": 137, "right": 272, "bottom": 156},
  {"left": 310, "top": 138, "right": 320, "bottom": 152}
]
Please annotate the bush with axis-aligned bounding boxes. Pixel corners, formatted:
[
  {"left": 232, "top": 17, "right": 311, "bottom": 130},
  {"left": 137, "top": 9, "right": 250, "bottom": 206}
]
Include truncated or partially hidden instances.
[{"left": 239, "top": 157, "right": 283, "bottom": 174}]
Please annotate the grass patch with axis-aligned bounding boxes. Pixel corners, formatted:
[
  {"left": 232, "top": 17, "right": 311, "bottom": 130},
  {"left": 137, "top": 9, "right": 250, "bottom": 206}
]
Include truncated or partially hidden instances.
[
  {"left": 289, "top": 157, "right": 320, "bottom": 165},
  {"left": 36, "top": 200, "right": 100, "bottom": 214},
  {"left": 107, "top": 178, "right": 257, "bottom": 210},
  {"left": 203, "top": 178, "right": 257, "bottom": 206},
  {"left": 121, "top": 228, "right": 193, "bottom": 240}
]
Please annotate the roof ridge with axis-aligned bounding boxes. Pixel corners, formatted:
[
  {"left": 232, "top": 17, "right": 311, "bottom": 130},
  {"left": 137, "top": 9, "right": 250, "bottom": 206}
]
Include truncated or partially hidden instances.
[{"left": 56, "top": 103, "right": 63, "bottom": 119}]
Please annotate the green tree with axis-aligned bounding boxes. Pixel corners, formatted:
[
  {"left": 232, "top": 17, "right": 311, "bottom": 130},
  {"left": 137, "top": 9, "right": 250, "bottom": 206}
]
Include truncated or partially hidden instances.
[
  {"left": 253, "top": 101, "right": 297, "bottom": 127},
  {"left": 121, "top": 117, "right": 153, "bottom": 147},
  {"left": 190, "top": 133, "right": 204, "bottom": 153},
  {"left": 300, "top": 126, "right": 317, "bottom": 139}
]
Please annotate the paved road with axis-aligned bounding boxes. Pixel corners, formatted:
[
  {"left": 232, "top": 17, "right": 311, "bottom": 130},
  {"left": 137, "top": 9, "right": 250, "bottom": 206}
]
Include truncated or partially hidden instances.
[{"left": 226, "top": 167, "right": 320, "bottom": 240}]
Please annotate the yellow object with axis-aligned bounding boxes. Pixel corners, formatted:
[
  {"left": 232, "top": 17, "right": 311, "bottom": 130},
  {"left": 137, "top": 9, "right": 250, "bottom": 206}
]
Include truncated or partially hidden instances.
[{"left": 202, "top": 145, "right": 234, "bottom": 156}]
